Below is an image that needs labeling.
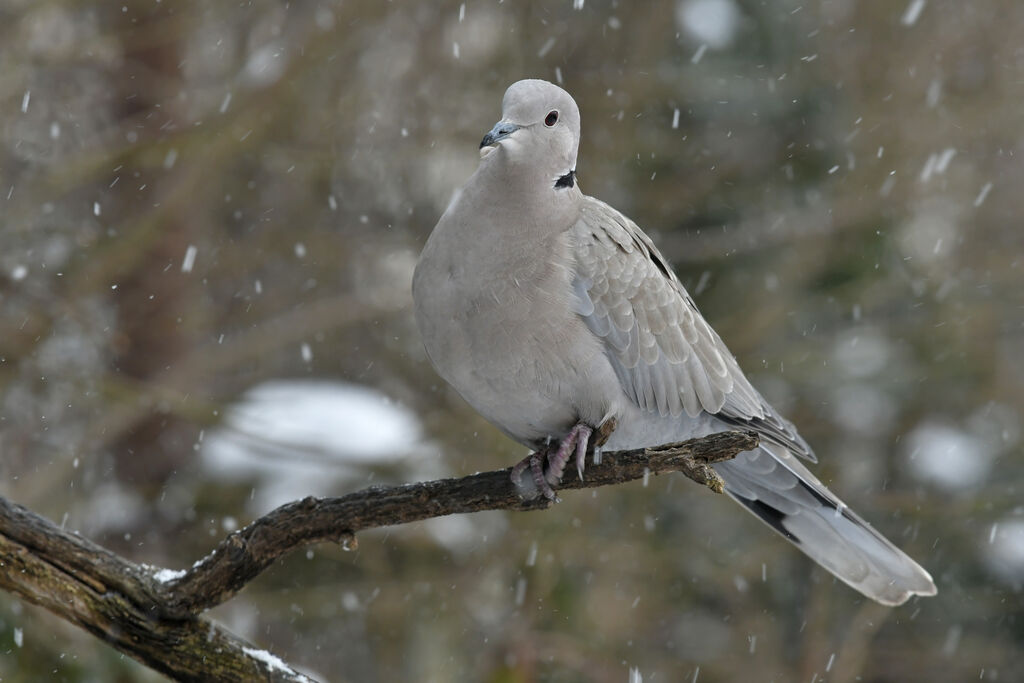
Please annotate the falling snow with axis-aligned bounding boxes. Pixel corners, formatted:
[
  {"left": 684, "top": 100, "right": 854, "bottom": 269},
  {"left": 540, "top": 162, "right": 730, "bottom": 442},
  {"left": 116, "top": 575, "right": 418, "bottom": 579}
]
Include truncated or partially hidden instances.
[
  {"left": 901, "top": 0, "right": 927, "bottom": 26},
  {"left": 974, "top": 182, "right": 993, "bottom": 207},
  {"left": 181, "top": 245, "right": 198, "bottom": 273},
  {"left": 2, "top": 4, "right": 1019, "bottom": 681}
]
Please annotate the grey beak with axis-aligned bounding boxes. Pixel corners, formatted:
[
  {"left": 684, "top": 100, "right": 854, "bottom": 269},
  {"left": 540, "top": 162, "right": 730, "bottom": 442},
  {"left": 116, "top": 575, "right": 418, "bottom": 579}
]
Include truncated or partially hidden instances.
[{"left": 480, "top": 121, "right": 520, "bottom": 149}]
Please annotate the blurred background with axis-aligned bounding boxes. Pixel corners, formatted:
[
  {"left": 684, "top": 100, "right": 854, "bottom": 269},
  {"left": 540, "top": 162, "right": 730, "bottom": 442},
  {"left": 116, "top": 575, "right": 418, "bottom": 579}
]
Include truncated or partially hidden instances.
[{"left": 1, "top": 0, "right": 1022, "bottom": 680}]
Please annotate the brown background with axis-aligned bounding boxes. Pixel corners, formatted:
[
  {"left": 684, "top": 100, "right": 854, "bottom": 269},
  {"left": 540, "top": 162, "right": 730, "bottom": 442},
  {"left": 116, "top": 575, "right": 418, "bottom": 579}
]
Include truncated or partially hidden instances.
[{"left": 1, "top": 1, "right": 1021, "bottom": 681}]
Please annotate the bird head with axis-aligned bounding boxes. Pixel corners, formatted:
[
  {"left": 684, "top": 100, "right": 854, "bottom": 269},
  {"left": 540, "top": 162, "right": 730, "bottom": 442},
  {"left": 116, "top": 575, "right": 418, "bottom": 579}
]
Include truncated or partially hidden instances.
[{"left": 479, "top": 79, "right": 580, "bottom": 188}]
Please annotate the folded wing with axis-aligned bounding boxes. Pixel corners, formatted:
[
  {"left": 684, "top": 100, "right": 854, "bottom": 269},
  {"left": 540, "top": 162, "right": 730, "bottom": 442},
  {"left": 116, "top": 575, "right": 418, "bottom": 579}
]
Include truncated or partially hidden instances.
[{"left": 570, "top": 196, "right": 936, "bottom": 605}]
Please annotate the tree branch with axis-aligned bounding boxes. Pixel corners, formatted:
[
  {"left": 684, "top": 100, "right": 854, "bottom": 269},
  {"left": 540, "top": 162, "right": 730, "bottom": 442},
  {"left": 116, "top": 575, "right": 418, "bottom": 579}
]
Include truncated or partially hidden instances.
[
  {"left": 0, "top": 430, "right": 755, "bottom": 680},
  {"left": 0, "top": 496, "right": 315, "bottom": 682}
]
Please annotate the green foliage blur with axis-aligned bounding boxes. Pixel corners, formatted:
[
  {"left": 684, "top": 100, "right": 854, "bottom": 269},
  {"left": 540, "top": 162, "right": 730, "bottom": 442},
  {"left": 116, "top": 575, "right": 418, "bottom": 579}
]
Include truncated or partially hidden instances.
[{"left": 1, "top": 1, "right": 1021, "bottom": 681}]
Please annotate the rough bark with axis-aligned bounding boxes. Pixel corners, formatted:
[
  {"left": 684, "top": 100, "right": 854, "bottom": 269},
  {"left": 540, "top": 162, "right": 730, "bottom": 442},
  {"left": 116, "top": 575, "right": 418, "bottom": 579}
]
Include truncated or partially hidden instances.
[{"left": 0, "top": 430, "right": 756, "bottom": 681}]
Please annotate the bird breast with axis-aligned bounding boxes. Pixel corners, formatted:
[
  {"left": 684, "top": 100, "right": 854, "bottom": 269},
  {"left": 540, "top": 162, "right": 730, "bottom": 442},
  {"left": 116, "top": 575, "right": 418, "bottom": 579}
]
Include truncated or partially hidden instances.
[{"left": 413, "top": 220, "right": 612, "bottom": 446}]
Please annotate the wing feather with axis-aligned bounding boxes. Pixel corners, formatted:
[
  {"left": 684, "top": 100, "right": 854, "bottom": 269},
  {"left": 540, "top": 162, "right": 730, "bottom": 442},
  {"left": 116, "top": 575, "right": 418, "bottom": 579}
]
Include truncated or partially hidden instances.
[
  {"left": 569, "top": 198, "right": 934, "bottom": 604},
  {"left": 571, "top": 196, "right": 815, "bottom": 460}
]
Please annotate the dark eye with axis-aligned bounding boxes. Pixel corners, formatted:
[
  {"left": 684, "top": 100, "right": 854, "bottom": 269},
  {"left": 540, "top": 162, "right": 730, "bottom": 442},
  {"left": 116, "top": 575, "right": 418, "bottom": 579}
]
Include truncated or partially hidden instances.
[{"left": 544, "top": 110, "right": 559, "bottom": 127}]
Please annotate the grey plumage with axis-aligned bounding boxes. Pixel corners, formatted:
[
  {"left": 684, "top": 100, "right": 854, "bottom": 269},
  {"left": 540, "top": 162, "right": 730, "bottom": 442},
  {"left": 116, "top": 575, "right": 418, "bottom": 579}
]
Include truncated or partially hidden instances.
[{"left": 412, "top": 79, "right": 936, "bottom": 606}]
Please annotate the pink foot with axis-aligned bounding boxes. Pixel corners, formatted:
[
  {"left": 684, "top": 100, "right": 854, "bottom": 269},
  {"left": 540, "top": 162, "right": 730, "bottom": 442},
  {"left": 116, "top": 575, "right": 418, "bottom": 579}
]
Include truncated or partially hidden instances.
[{"left": 510, "top": 423, "right": 594, "bottom": 500}]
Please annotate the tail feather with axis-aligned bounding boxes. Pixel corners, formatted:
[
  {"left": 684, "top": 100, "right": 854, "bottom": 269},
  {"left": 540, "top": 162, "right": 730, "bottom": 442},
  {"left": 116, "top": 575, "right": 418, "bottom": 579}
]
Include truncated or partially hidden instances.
[{"left": 714, "top": 442, "right": 937, "bottom": 606}]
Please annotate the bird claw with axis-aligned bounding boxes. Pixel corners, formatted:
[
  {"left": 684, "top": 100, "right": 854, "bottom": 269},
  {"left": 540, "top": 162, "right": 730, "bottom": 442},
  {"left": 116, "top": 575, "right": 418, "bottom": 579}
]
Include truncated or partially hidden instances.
[
  {"left": 575, "top": 431, "right": 589, "bottom": 481},
  {"left": 531, "top": 452, "right": 557, "bottom": 500},
  {"left": 510, "top": 422, "right": 594, "bottom": 500}
]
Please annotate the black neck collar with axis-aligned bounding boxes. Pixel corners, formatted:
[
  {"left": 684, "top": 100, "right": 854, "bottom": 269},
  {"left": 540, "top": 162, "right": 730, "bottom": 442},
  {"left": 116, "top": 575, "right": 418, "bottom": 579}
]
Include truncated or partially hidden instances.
[{"left": 554, "top": 169, "right": 576, "bottom": 189}]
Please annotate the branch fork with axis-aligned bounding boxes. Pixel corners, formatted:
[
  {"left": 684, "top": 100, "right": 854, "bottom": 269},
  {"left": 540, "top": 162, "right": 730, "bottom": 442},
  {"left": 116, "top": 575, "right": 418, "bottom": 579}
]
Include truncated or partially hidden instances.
[{"left": 0, "top": 430, "right": 756, "bottom": 681}]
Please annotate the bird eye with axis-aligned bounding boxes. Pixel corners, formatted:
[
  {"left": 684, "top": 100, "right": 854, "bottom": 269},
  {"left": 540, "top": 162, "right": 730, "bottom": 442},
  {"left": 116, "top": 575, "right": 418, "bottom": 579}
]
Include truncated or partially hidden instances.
[{"left": 544, "top": 110, "right": 559, "bottom": 127}]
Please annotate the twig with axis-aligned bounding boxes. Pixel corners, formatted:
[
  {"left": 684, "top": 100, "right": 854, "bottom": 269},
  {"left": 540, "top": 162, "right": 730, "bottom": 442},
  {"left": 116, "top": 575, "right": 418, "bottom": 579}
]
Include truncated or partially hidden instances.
[{"left": 0, "top": 430, "right": 755, "bottom": 680}]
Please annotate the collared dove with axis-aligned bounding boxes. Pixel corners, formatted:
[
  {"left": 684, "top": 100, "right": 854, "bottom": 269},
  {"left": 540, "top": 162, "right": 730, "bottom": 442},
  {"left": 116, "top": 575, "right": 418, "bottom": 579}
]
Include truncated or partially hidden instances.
[{"left": 412, "top": 79, "right": 937, "bottom": 606}]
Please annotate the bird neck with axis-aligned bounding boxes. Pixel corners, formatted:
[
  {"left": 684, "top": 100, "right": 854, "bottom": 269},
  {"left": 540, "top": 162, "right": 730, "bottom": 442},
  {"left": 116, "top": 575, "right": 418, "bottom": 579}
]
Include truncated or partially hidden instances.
[{"left": 473, "top": 150, "right": 580, "bottom": 228}]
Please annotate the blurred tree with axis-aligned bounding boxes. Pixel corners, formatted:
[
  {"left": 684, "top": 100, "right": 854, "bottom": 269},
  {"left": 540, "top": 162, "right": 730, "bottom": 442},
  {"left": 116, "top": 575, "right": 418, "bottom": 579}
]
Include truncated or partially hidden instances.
[{"left": 1, "top": 0, "right": 1022, "bottom": 681}]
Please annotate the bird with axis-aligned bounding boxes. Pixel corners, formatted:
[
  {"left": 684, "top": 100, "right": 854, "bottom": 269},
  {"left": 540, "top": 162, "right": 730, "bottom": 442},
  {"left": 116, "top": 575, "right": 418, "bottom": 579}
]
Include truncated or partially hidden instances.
[{"left": 412, "top": 78, "right": 937, "bottom": 606}]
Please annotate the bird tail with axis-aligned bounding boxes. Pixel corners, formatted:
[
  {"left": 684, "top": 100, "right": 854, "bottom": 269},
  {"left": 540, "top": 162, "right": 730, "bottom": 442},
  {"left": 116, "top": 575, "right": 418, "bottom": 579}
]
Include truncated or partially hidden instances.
[{"left": 713, "top": 442, "right": 937, "bottom": 605}]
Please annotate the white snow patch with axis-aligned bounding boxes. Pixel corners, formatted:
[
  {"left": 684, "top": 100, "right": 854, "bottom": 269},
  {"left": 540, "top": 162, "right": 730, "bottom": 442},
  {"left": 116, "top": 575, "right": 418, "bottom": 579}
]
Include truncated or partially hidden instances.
[
  {"left": 77, "top": 483, "right": 146, "bottom": 535},
  {"left": 201, "top": 380, "right": 425, "bottom": 510},
  {"left": 677, "top": 0, "right": 740, "bottom": 49},
  {"left": 832, "top": 327, "right": 892, "bottom": 378},
  {"left": 243, "top": 647, "right": 298, "bottom": 676},
  {"left": 423, "top": 509, "right": 507, "bottom": 553},
  {"left": 153, "top": 567, "right": 187, "bottom": 583},
  {"left": 899, "top": 197, "right": 961, "bottom": 264},
  {"left": 341, "top": 591, "right": 360, "bottom": 611},
  {"left": 905, "top": 421, "right": 994, "bottom": 491},
  {"left": 315, "top": 7, "right": 335, "bottom": 30},
  {"left": 829, "top": 383, "right": 895, "bottom": 435},
  {"left": 985, "top": 518, "right": 1024, "bottom": 582},
  {"left": 243, "top": 42, "right": 287, "bottom": 86}
]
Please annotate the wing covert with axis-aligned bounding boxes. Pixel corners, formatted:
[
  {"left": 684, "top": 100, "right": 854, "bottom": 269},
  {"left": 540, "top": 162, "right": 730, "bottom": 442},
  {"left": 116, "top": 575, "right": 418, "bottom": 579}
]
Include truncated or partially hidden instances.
[{"left": 570, "top": 196, "right": 815, "bottom": 461}]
